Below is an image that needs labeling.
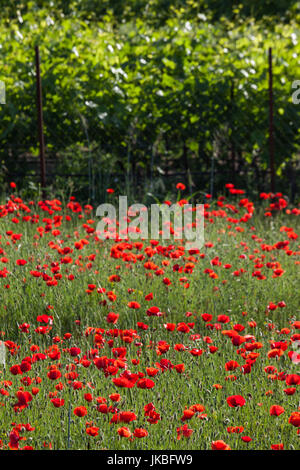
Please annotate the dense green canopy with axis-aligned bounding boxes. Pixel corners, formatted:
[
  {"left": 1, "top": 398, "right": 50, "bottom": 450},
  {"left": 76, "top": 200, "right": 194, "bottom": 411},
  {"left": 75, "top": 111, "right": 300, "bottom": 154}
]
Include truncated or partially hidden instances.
[{"left": 1, "top": 1, "right": 300, "bottom": 200}]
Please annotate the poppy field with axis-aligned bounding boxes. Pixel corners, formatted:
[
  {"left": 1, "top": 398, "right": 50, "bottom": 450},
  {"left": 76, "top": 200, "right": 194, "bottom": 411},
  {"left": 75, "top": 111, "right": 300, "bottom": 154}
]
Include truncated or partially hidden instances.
[{"left": 0, "top": 184, "right": 299, "bottom": 451}]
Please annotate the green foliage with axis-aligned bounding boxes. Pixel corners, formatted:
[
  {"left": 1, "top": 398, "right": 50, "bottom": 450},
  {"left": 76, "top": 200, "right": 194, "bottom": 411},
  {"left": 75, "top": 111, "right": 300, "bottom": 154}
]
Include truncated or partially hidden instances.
[
  {"left": 3, "top": 1, "right": 299, "bottom": 25},
  {"left": 0, "top": 195, "right": 299, "bottom": 449},
  {"left": 0, "top": 2, "right": 300, "bottom": 200}
]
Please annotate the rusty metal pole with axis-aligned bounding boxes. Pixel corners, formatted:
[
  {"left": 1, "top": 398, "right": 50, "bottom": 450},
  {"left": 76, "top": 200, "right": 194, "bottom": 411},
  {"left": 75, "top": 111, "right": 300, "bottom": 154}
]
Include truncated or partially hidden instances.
[
  {"left": 230, "top": 79, "right": 236, "bottom": 184},
  {"left": 268, "top": 47, "right": 275, "bottom": 193},
  {"left": 35, "top": 45, "right": 46, "bottom": 199}
]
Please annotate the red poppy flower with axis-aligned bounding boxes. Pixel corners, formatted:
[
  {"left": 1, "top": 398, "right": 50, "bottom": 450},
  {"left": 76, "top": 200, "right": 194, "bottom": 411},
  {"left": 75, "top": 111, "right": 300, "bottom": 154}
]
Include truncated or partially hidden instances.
[
  {"left": 118, "top": 411, "right": 137, "bottom": 423},
  {"left": 117, "top": 427, "right": 131, "bottom": 438},
  {"left": 217, "top": 315, "right": 230, "bottom": 324},
  {"left": 74, "top": 406, "right": 87, "bottom": 417},
  {"left": 145, "top": 293, "right": 153, "bottom": 301},
  {"left": 146, "top": 367, "right": 159, "bottom": 377},
  {"left": 201, "top": 313, "right": 213, "bottom": 322},
  {"left": 136, "top": 378, "right": 155, "bottom": 389},
  {"left": 109, "top": 393, "right": 121, "bottom": 402},
  {"left": 14, "top": 390, "right": 33, "bottom": 410},
  {"left": 284, "top": 388, "right": 296, "bottom": 395},
  {"left": 86, "top": 426, "right": 99, "bottom": 437},
  {"left": 106, "top": 312, "right": 119, "bottom": 324},
  {"left": 211, "top": 440, "right": 231, "bottom": 450},
  {"left": 51, "top": 398, "right": 65, "bottom": 408},
  {"left": 176, "top": 424, "right": 193, "bottom": 440},
  {"left": 225, "top": 360, "right": 240, "bottom": 371},
  {"left": 47, "top": 369, "right": 62, "bottom": 380},
  {"left": 146, "top": 306, "right": 162, "bottom": 317},
  {"left": 133, "top": 428, "right": 148, "bottom": 438},
  {"left": 271, "top": 443, "right": 284, "bottom": 450},
  {"left": 226, "top": 395, "right": 246, "bottom": 407},
  {"left": 227, "top": 426, "right": 244, "bottom": 434},
  {"left": 175, "top": 364, "right": 185, "bottom": 373},
  {"left": 289, "top": 412, "right": 300, "bottom": 427},
  {"left": 241, "top": 436, "right": 252, "bottom": 443},
  {"left": 112, "top": 377, "right": 135, "bottom": 388},
  {"left": 16, "top": 259, "right": 27, "bottom": 266},
  {"left": 84, "top": 393, "right": 93, "bottom": 402},
  {"left": 127, "top": 301, "right": 141, "bottom": 309},
  {"left": 286, "top": 374, "right": 300, "bottom": 386},
  {"left": 270, "top": 405, "right": 285, "bottom": 417},
  {"left": 69, "top": 347, "right": 81, "bottom": 357}
]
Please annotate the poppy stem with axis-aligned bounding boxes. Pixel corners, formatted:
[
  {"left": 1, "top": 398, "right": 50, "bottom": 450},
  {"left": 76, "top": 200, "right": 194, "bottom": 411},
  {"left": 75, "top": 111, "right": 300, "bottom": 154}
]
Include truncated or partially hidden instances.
[
  {"left": 128, "top": 387, "right": 134, "bottom": 406},
  {"left": 67, "top": 395, "right": 71, "bottom": 449}
]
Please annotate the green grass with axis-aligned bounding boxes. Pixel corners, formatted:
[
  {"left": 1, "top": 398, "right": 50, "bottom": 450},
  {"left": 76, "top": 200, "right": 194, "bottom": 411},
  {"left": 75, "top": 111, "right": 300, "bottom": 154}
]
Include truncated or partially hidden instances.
[{"left": 0, "top": 193, "right": 299, "bottom": 450}]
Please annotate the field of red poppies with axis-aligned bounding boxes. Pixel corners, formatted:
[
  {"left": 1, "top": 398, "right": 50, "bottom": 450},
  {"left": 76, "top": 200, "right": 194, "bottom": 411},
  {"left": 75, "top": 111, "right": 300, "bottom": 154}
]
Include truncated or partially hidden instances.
[{"left": 0, "top": 184, "right": 299, "bottom": 450}]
